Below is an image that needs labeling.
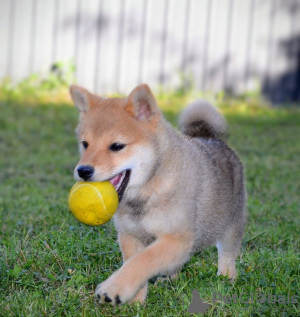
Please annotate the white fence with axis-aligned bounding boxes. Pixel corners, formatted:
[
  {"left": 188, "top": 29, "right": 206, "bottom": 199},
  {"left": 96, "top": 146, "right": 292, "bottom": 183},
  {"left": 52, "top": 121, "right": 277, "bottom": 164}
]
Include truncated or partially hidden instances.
[{"left": 1, "top": 0, "right": 300, "bottom": 103}]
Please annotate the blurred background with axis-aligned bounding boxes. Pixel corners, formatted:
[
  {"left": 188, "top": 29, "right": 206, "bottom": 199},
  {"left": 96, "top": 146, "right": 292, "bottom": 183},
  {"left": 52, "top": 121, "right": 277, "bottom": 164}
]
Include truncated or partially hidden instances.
[{"left": 1, "top": 0, "right": 300, "bottom": 104}]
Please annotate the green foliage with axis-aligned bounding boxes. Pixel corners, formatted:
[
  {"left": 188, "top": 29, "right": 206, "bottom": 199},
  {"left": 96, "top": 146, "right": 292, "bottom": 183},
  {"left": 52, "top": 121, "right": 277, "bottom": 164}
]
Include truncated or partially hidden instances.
[
  {"left": 0, "top": 60, "right": 75, "bottom": 104},
  {"left": 0, "top": 98, "right": 299, "bottom": 316}
]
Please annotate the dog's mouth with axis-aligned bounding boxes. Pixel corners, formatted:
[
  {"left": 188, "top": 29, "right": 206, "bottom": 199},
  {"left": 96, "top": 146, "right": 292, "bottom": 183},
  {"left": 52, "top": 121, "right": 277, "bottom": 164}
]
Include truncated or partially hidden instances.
[{"left": 108, "top": 170, "right": 131, "bottom": 202}]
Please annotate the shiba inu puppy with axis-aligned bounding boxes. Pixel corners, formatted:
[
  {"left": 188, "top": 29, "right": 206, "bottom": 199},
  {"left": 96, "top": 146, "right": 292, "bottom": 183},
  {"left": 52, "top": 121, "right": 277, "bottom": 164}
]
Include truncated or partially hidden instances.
[{"left": 70, "top": 84, "right": 247, "bottom": 306}]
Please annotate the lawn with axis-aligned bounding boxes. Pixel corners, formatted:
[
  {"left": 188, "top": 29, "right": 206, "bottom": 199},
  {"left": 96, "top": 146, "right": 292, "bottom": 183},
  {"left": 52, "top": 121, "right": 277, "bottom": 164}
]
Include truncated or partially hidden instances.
[{"left": 0, "top": 95, "right": 299, "bottom": 316}]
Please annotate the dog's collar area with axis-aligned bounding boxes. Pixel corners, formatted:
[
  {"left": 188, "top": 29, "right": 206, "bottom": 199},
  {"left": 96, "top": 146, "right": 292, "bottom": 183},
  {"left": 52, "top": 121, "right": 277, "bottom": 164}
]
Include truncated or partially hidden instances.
[{"left": 108, "top": 170, "right": 131, "bottom": 202}]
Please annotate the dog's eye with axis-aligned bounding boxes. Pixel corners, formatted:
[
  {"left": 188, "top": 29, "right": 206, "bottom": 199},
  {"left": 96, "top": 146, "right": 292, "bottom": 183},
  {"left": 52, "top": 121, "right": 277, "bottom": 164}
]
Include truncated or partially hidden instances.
[
  {"left": 82, "top": 141, "right": 89, "bottom": 149},
  {"left": 109, "top": 143, "right": 126, "bottom": 151}
]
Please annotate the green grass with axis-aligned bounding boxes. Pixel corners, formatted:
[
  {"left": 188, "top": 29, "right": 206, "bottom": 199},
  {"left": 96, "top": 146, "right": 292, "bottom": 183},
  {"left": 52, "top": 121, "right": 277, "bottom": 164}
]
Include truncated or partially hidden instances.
[{"left": 0, "top": 97, "right": 299, "bottom": 316}]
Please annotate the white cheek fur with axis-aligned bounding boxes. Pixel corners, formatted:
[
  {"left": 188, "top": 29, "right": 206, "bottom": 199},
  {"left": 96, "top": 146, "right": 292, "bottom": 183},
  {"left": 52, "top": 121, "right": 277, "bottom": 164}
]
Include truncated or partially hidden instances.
[{"left": 125, "top": 146, "right": 156, "bottom": 187}]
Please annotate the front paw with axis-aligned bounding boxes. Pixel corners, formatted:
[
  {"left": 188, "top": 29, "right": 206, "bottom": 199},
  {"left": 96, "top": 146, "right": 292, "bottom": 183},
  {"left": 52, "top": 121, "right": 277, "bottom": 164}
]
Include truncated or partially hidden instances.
[
  {"left": 95, "top": 279, "right": 122, "bottom": 305},
  {"left": 95, "top": 273, "right": 135, "bottom": 306}
]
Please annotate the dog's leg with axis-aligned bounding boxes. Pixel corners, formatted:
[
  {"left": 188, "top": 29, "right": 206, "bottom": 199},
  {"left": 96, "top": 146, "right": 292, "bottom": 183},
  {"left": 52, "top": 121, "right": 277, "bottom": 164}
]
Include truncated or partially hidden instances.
[
  {"left": 217, "top": 248, "right": 238, "bottom": 279},
  {"left": 216, "top": 225, "right": 243, "bottom": 279},
  {"left": 95, "top": 233, "right": 192, "bottom": 305},
  {"left": 118, "top": 232, "right": 145, "bottom": 262},
  {"left": 118, "top": 233, "right": 148, "bottom": 304}
]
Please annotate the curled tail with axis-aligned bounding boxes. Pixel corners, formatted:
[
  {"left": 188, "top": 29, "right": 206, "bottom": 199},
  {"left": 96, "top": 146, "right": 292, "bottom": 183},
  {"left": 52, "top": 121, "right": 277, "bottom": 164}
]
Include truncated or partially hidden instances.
[{"left": 178, "top": 100, "right": 227, "bottom": 139}]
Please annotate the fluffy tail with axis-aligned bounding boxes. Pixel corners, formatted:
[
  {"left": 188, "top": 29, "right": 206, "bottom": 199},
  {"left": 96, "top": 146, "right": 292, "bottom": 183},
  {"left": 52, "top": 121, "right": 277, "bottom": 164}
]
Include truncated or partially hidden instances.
[{"left": 178, "top": 100, "right": 227, "bottom": 139}]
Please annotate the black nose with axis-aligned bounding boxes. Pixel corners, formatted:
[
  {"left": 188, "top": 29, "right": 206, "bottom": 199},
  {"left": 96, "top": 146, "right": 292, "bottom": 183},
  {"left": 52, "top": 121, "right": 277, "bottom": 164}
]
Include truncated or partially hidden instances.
[{"left": 77, "top": 165, "right": 94, "bottom": 181}]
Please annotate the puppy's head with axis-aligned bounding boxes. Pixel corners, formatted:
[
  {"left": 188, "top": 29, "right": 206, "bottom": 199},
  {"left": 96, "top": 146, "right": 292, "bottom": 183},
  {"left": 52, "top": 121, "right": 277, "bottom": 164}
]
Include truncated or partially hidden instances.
[{"left": 70, "top": 84, "right": 162, "bottom": 201}]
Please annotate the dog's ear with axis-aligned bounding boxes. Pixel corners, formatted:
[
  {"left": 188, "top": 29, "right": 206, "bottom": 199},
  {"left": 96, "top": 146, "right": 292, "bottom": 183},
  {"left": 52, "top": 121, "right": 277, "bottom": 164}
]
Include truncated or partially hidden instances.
[
  {"left": 69, "top": 85, "right": 98, "bottom": 112},
  {"left": 125, "top": 84, "right": 158, "bottom": 121}
]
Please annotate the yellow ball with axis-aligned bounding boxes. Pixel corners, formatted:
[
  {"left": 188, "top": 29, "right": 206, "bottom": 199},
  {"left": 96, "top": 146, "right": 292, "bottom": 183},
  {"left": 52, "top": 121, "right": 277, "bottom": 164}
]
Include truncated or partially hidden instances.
[{"left": 68, "top": 181, "right": 119, "bottom": 226}]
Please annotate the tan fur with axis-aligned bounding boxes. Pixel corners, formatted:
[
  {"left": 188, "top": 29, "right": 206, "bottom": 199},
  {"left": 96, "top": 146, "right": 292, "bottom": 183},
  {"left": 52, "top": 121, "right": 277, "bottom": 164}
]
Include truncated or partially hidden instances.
[
  {"left": 70, "top": 84, "right": 247, "bottom": 306},
  {"left": 118, "top": 233, "right": 148, "bottom": 303},
  {"left": 96, "top": 233, "right": 193, "bottom": 304}
]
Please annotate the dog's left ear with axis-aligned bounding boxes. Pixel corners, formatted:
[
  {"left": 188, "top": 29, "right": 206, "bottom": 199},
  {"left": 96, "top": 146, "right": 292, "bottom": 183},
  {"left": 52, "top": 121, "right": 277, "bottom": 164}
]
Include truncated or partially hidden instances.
[{"left": 125, "top": 84, "right": 158, "bottom": 121}]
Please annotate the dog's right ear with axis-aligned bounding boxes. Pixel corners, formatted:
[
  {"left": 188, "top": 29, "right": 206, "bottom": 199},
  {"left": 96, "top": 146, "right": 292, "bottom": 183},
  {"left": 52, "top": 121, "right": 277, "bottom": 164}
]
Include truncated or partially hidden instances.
[{"left": 69, "top": 85, "right": 97, "bottom": 112}]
